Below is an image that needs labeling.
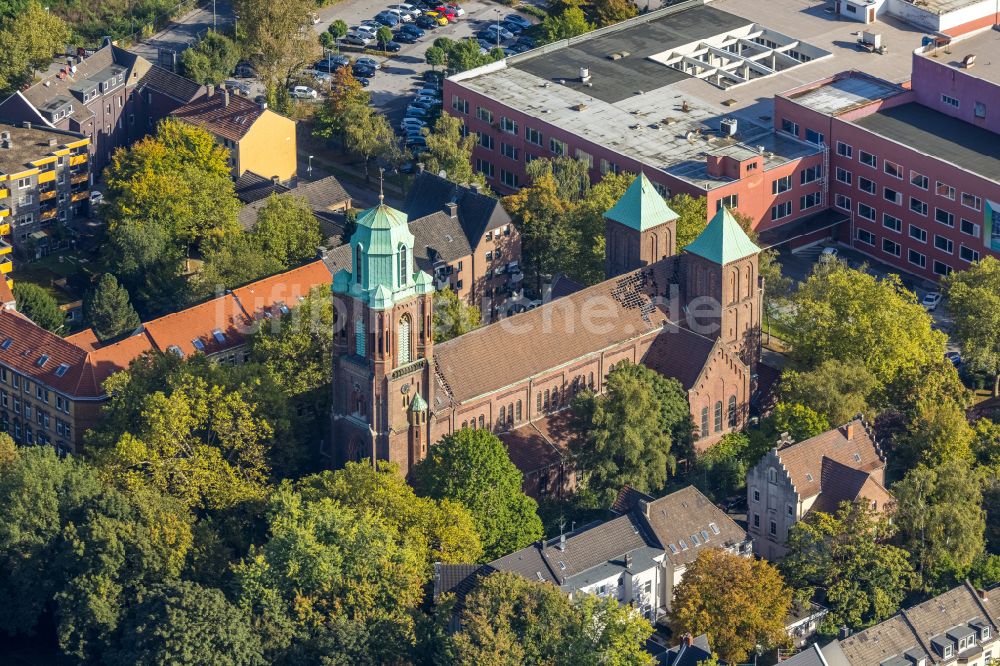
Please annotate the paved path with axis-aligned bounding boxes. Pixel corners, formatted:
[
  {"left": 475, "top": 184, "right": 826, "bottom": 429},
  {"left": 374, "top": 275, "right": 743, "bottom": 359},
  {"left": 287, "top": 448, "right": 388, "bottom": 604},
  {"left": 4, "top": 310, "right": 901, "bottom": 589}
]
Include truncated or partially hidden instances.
[{"left": 129, "top": 0, "right": 235, "bottom": 63}]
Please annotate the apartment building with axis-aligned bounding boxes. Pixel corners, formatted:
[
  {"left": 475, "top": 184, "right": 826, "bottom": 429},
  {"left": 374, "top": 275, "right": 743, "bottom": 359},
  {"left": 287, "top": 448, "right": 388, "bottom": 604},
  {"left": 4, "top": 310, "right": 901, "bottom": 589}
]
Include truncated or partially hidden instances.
[
  {"left": 172, "top": 86, "right": 297, "bottom": 182},
  {"left": 0, "top": 44, "right": 205, "bottom": 177},
  {"left": 776, "top": 28, "right": 1000, "bottom": 281},
  {"left": 0, "top": 123, "right": 90, "bottom": 269},
  {"left": 822, "top": 582, "right": 1000, "bottom": 666},
  {"left": 435, "top": 485, "right": 750, "bottom": 622},
  {"left": 746, "top": 418, "right": 891, "bottom": 560}
]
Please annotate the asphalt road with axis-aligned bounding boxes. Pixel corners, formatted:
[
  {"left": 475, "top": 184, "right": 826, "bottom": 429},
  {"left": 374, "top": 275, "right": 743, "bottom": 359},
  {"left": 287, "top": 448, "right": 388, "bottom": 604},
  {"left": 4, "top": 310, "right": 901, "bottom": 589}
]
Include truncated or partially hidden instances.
[{"left": 129, "top": 0, "right": 234, "bottom": 63}]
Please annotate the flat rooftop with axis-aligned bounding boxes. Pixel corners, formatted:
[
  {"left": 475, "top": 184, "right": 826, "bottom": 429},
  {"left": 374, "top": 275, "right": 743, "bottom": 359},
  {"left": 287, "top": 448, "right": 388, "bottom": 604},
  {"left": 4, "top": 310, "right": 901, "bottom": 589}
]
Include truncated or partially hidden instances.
[
  {"left": 918, "top": 27, "right": 1000, "bottom": 87},
  {"left": 783, "top": 72, "right": 907, "bottom": 115},
  {"left": 853, "top": 102, "right": 1000, "bottom": 183},
  {"left": 0, "top": 124, "right": 85, "bottom": 176},
  {"left": 907, "top": 0, "right": 986, "bottom": 14},
  {"left": 453, "top": 0, "right": 928, "bottom": 189}
]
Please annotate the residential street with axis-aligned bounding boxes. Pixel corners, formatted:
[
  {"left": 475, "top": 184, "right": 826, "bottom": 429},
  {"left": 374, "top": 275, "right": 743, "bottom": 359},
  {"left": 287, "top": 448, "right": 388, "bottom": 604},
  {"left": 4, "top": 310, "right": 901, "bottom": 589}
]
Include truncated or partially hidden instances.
[{"left": 129, "top": 0, "right": 235, "bottom": 63}]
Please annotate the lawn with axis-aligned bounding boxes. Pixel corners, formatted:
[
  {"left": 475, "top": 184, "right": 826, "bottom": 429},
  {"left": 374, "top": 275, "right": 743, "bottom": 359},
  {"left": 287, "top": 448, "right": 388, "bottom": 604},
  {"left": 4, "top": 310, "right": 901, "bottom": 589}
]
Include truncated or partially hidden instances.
[{"left": 14, "top": 250, "right": 98, "bottom": 306}]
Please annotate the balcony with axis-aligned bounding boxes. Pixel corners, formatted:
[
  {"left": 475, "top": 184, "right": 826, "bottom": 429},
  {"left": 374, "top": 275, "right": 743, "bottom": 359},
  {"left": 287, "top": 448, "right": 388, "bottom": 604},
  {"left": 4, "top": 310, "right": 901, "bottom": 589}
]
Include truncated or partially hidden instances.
[
  {"left": 0, "top": 259, "right": 12, "bottom": 275},
  {"left": 0, "top": 188, "right": 8, "bottom": 199},
  {"left": 70, "top": 173, "right": 88, "bottom": 186},
  {"left": 39, "top": 209, "right": 57, "bottom": 221},
  {"left": 68, "top": 154, "right": 88, "bottom": 166},
  {"left": 0, "top": 223, "right": 10, "bottom": 236},
  {"left": 39, "top": 189, "right": 56, "bottom": 202},
  {"left": 70, "top": 191, "right": 88, "bottom": 203},
  {"left": 37, "top": 170, "right": 55, "bottom": 184},
  {"left": 0, "top": 240, "right": 11, "bottom": 256},
  {"left": 0, "top": 205, "right": 9, "bottom": 218}
]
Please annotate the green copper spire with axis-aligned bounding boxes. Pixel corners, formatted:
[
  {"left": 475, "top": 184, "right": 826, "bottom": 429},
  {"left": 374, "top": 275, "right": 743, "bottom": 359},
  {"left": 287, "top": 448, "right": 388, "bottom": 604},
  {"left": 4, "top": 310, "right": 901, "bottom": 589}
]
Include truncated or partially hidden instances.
[
  {"left": 684, "top": 206, "right": 760, "bottom": 265},
  {"left": 343, "top": 189, "right": 433, "bottom": 309},
  {"left": 409, "top": 391, "right": 428, "bottom": 412},
  {"left": 604, "top": 173, "right": 679, "bottom": 232}
]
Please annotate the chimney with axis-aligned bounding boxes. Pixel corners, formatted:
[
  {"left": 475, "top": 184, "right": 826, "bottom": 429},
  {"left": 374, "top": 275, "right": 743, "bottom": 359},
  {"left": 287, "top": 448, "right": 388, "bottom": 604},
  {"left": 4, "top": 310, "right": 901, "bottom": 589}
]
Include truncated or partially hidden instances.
[
  {"left": 839, "top": 625, "right": 852, "bottom": 640},
  {"left": 978, "top": 588, "right": 988, "bottom": 602},
  {"left": 223, "top": 90, "right": 230, "bottom": 107},
  {"left": 683, "top": 633, "right": 693, "bottom": 647},
  {"left": 845, "top": 421, "right": 856, "bottom": 440},
  {"left": 638, "top": 499, "right": 650, "bottom": 518},
  {"left": 624, "top": 552, "right": 632, "bottom": 569},
  {"left": 47, "top": 138, "right": 57, "bottom": 147},
  {"left": 207, "top": 83, "right": 215, "bottom": 97},
  {"left": 259, "top": 100, "right": 267, "bottom": 111},
  {"left": 22, "top": 121, "right": 31, "bottom": 130},
  {"left": 558, "top": 533, "right": 566, "bottom": 552},
  {"left": 444, "top": 201, "right": 458, "bottom": 218},
  {"left": 271, "top": 175, "right": 279, "bottom": 185}
]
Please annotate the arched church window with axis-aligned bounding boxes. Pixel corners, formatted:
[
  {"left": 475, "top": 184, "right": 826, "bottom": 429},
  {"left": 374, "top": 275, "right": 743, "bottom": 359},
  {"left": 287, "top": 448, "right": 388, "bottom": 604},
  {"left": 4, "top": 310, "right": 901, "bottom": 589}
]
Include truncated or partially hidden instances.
[
  {"left": 478, "top": 415, "right": 485, "bottom": 429},
  {"left": 536, "top": 392, "right": 542, "bottom": 414},
  {"left": 354, "top": 319, "right": 365, "bottom": 357},
  {"left": 516, "top": 400, "right": 522, "bottom": 422},
  {"left": 498, "top": 406, "right": 506, "bottom": 429},
  {"left": 700, "top": 407, "right": 709, "bottom": 439},
  {"left": 714, "top": 400, "right": 723, "bottom": 432},
  {"left": 398, "top": 244, "right": 408, "bottom": 287},
  {"left": 355, "top": 244, "right": 363, "bottom": 285},
  {"left": 728, "top": 395, "right": 738, "bottom": 428},
  {"left": 398, "top": 315, "right": 411, "bottom": 365}
]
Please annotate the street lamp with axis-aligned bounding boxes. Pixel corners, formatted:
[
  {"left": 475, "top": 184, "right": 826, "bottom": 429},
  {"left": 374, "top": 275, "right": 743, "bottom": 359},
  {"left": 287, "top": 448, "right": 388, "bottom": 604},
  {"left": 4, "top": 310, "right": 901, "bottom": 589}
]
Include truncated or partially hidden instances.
[
  {"left": 212, "top": 0, "right": 216, "bottom": 31},
  {"left": 494, "top": 9, "right": 501, "bottom": 51},
  {"left": 307, "top": 155, "right": 314, "bottom": 178}
]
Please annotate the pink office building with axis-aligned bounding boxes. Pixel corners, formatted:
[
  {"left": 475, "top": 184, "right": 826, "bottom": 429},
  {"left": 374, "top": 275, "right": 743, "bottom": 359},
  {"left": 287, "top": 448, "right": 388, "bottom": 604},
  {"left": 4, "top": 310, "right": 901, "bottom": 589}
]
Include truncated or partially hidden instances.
[
  {"left": 777, "top": 28, "right": 1000, "bottom": 279},
  {"left": 444, "top": 0, "right": 1000, "bottom": 280}
]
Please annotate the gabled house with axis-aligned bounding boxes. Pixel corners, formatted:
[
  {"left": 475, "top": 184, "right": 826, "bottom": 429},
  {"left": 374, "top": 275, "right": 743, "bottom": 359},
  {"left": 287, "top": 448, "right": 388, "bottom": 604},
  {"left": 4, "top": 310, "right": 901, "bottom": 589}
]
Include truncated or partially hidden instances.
[
  {"left": 435, "top": 485, "right": 750, "bottom": 624},
  {"left": 746, "top": 418, "right": 891, "bottom": 560}
]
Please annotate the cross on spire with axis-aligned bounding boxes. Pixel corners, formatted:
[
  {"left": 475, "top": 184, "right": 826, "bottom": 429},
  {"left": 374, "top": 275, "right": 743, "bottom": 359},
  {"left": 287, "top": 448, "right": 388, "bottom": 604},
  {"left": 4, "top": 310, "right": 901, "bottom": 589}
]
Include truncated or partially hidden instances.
[{"left": 379, "top": 168, "right": 385, "bottom": 203}]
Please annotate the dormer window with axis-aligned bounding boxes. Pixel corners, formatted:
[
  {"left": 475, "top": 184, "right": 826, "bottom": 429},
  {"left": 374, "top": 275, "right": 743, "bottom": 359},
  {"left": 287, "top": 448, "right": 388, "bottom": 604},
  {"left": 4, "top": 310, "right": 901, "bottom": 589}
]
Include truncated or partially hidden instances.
[
  {"left": 943, "top": 645, "right": 952, "bottom": 658},
  {"left": 983, "top": 626, "right": 991, "bottom": 640}
]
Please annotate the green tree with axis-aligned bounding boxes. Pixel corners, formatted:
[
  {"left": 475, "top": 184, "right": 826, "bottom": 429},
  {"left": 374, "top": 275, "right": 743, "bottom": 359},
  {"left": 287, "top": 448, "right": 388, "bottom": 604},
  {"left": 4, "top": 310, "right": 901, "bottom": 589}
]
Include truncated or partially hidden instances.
[
  {"left": 13, "top": 282, "right": 63, "bottom": 332},
  {"left": 786, "top": 262, "right": 949, "bottom": 405},
  {"left": 421, "top": 113, "right": 479, "bottom": 186},
  {"left": 591, "top": 0, "right": 637, "bottom": 26},
  {"left": 319, "top": 30, "right": 335, "bottom": 50},
  {"left": 669, "top": 549, "right": 791, "bottom": 664},
  {"left": 893, "top": 457, "right": 986, "bottom": 590},
  {"left": 526, "top": 156, "right": 591, "bottom": 202},
  {"left": 87, "top": 354, "right": 273, "bottom": 510},
  {"left": 671, "top": 193, "right": 709, "bottom": 250},
  {"left": 943, "top": 255, "right": 1000, "bottom": 396},
  {"left": 297, "top": 461, "right": 484, "bottom": 565},
  {"left": 570, "top": 361, "right": 686, "bottom": 503},
  {"left": 565, "top": 171, "right": 633, "bottom": 285},
  {"left": 895, "top": 398, "right": 975, "bottom": 467},
  {"left": 781, "top": 500, "right": 914, "bottom": 632},
  {"left": 343, "top": 103, "right": 402, "bottom": 178},
  {"left": 413, "top": 428, "right": 543, "bottom": 560},
  {"left": 235, "top": 0, "right": 320, "bottom": 109},
  {"left": 107, "top": 581, "right": 264, "bottom": 666},
  {"left": 453, "top": 572, "right": 654, "bottom": 665},
  {"left": 180, "top": 30, "right": 240, "bottom": 85},
  {"left": 432, "top": 287, "right": 481, "bottom": 342},
  {"left": 542, "top": 5, "right": 593, "bottom": 42},
  {"left": 86, "top": 273, "right": 140, "bottom": 342},
  {"left": 692, "top": 432, "right": 752, "bottom": 501},
  {"left": 503, "top": 172, "right": 574, "bottom": 293},
  {"left": 234, "top": 486, "right": 427, "bottom": 663},
  {"left": 425, "top": 45, "right": 446, "bottom": 72},
  {"left": 376, "top": 25, "right": 393, "bottom": 50},
  {"left": 771, "top": 402, "right": 829, "bottom": 442},
  {"left": 314, "top": 67, "right": 370, "bottom": 143},
  {"left": 251, "top": 195, "right": 323, "bottom": 266},
  {"left": 0, "top": 0, "right": 70, "bottom": 92},
  {"left": 328, "top": 19, "right": 348, "bottom": 43},
  {"left": 780, "top": 359, "right": 877, "bottom": 426}
]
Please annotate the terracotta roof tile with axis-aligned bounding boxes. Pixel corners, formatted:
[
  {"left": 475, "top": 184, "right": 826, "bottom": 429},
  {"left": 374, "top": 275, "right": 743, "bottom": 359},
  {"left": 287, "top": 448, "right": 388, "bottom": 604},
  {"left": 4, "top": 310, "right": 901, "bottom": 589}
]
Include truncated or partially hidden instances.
[
  {"left": 434, "top": 259, "right": 681, "bottom": 403},
  {"left": 142, "top": 294, "right": 250, "bottom": 358},
  {"left": 776, "top": 420, "right": 883, "bottom": 499},
  {"left": 230, "top": 260, "right": 332, "bottom": 320},
  {"left": 87, "top": 333, "right": 154, "bottom": 387},
  {"left": 641, "top": 325, "right": 718, "bottom": 389},
  {"left": 811, "top": 456, "right": 892, "bottom": 514},
  {"left": 64, "top": 328, "right": 100, "bottom": 351},
  {"left": 0, "top": 310, "right": 98, "bottom": 396},
  {"left": 172, "top": 92, "right": 266, "bottom": 142}
]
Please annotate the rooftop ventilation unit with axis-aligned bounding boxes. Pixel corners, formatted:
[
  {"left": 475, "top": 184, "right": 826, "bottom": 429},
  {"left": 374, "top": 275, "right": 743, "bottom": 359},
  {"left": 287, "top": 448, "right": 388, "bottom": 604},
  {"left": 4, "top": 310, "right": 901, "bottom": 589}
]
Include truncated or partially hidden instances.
[
  {"left": 579, "top": 67, "right": 591, "bottom": 83},
  {"left": 720, "top": 118, "right": 738, "bottom": 136}
]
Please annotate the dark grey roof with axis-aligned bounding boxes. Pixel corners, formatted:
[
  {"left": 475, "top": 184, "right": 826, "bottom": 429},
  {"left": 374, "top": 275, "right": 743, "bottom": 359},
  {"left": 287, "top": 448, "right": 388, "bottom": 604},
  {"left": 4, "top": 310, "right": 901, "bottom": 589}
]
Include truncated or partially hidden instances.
[
  {"left": 235, "top": 170, "right": 290, "bottom": 204},
  {"left": 511, "top": 5, "right": 749, "bottom": 104},
  {"left": 321, "top": 242, "right": 351, "bottom": 276},
  {"left": 548, "top": 273, "right": 584, "bottom": 301},
  {"left": 432, "top": 563, "right": 494, "bottom": 604},
  {"left": 661, "top": 633, "right": 713, "bottom": 666},
  {"left": 404, "top": 171, "right": 510, "bottom": 247},
  {"left": 781, "top": 644, "right": 829, "bottom": 666},
  {"left": 411, "top": 211, "right": 474, "bottom": 266},
  {"left": 610, "top": 485, "right": 655, "bottom": 515},
  {"left": 853, "top": 102, "right": 1000, "bottom": 182},
  {"left": 489, "top": 542, "right": 557, "bottom": 584},
  {"left": 538, "top": 512, "right": 657, "bottom": 586},
  {"left": 237, "top": 175, "right": 351, "bottom": 230},
  {"left": 137, "top": 65, "right": 205, "bottom": 103}
]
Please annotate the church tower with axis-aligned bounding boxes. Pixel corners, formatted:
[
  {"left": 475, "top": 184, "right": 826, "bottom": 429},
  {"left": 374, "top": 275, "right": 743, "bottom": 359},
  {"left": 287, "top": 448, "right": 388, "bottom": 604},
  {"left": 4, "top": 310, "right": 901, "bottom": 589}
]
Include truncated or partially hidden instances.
[
  {"left": 682, "top": 206, "right": 762, "bottom": 368},
  {"left": 330, "top": 195, "right": 436, "bottom": 471},
  {"left": 603, "top": 173, "right": 679, "bottom": 278}
]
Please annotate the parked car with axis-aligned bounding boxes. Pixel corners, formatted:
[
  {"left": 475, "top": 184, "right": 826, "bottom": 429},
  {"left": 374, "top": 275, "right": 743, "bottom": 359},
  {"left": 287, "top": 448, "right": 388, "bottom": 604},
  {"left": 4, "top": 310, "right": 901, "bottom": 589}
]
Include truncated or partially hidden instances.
[
  {"left": 414, "top": 95, "right": 441, "bottom": 106},
  {"left": 343, "top": 32, "right": 375, "bottom": 46},
  {"left": 355, "top": 56, "right": 382, "bottom": 70},
  {"left": 945, "top": 350, "right": 962, "bottom": 366},
  {"left": 433, "top": 5, "right": 457, "bottom": 19},
  {"left": 424, "top": 10, "right": 450, "bottom": 25},
  {"left": 504, "top": 14, "right": 531, "bottom": 29},
  {"left": 312, "top": 72, "right": 332, "bottom": 84},
  {"left": 514, "top": 35, "right": 536, "bottom": 49},
  {"left": 357, "top": 77, "right": 371, "bottom": 87},
  {"left": 400, "top": 117, "right": 426, "bottom": 129},
  {"left": 415, "top": 14, "right": 440, "bottom": 28},
  {"left": 359, "top": 20, "right": 380, "bottom": 31},
  {"left": 819, "top": 246, "right": 839, "bottom": 262},
  {"left": 501, "top": 19, "right": 525, "bottom": 34},
  {"left": 381, "top": 40, "right": 402, "bottom": 52},
  {"left": 485, "top": 24, "right": 514, "bottom": 41},
  {"left": 406, "top": 135, "right": 428, "bottom": 148},
  {"left": 444, "top": 3, "right": 465, "bottom": 16},
  {"left": 233, "top": 61, "right": 256, "bottom": 77},
  {"left": 395, "top": 31, "right": 418, "bottom": 43},
  {"left": 406, "top": 105, "right": 430, "bottom": 117},
  {"left": 922, "top": 291, "right": 943, "bottom": 311},
  {"left": 416, "top": 87, "right": 440, "bottom": 98},
  {"left": 314, "top": 56, "right": 349, "bottom": 72},
  {"left": 386, "top": 8, "right": 412, "bottom": 22},
  {"left": 89, "top": 191, "right": 104, "bottom": 205},
  {"left": 398, "top": 23, "right": 425, "bottom": 37},
  {"left": 290, "top": 85, "right": 318, "bottom": 99},
  {"left": 374, "top": 11, "right": 400, "bottom": 26},
  {"left": 223, "top": 79, "right": 251, "bottom": 95},
  {"left": 389, "top": 2, "right": 422, "bottom": 18},
  {"left": 353, "top": 64, "right": 376, "bottom": 79}
]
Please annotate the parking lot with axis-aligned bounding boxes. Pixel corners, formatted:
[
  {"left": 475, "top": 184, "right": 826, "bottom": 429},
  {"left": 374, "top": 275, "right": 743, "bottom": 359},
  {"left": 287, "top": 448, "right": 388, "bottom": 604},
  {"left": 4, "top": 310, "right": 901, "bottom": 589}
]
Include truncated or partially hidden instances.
[{"left": 312, "top": 0, "right": 537, "bottom": 125}]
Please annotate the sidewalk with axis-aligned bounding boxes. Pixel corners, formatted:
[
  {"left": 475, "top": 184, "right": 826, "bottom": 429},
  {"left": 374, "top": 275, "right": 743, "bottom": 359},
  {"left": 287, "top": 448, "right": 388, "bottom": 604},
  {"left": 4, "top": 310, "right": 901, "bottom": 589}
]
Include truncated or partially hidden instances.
[{"left": 128, "top": 0, "right": 234, "bottom": 63}]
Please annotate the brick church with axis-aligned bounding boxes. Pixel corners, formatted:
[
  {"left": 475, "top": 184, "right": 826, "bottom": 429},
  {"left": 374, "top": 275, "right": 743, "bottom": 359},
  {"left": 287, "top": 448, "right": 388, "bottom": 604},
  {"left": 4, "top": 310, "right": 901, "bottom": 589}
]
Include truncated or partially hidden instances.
[{"left": 330, "top": 173, "right": 762, "bottom": 487}]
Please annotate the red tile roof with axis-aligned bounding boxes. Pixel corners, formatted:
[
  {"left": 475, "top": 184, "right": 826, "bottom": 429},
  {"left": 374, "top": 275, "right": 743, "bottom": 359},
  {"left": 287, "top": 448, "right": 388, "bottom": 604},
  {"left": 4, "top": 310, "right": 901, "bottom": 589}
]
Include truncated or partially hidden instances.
[
  {"left": 172, "top": 91, "right": 267, "bottom": 142},
  {"left": 230, "top": 260, "right": 331, "bottom": 320},
  {"left": 64, "top": 328, "right": 100, "bottom": 351},
  {"left": 0, "top": 310, "right": 100, "bottom": 397},
  {"left": 87, "top": 334, "right": 155, "bottom": 387},
  {"left": 142, "top": 294, "right": 251, "bottom": 358},
  {"left": 776, "top": 420, "right": 884, "bottom": 499}
]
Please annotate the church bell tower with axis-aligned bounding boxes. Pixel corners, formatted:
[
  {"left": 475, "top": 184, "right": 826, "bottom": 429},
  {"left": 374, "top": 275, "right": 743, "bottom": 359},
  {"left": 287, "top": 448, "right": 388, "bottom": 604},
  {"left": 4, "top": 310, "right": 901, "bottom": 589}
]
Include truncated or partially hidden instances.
[
  {"left": 330, "top": 192, "right": 436, "bottom": 472},
  {"left": 603, "top": 173, "right": 679, "bottom": 278}
]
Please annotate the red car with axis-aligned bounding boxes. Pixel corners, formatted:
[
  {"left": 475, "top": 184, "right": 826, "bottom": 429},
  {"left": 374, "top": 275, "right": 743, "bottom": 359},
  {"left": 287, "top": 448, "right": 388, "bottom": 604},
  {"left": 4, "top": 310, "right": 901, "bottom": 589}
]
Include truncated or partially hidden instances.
[{"left": 433, "top": 6, "right": 457, "bottom": 20}]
